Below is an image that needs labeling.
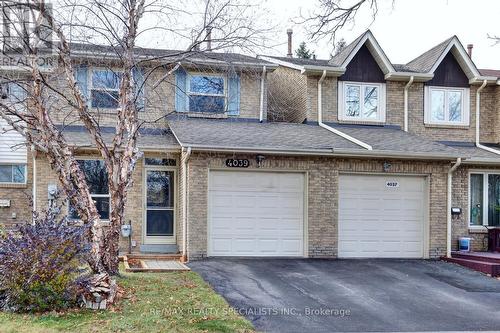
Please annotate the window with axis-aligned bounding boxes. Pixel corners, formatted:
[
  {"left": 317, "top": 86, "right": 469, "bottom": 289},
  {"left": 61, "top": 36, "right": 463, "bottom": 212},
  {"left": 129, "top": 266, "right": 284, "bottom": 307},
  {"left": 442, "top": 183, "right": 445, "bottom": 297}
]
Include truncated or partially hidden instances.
[
  {"left": 90, "top": 69, "right": 122, "bottom": 109},
  {"left": 187, "top": 74, "right": 225, "bottom": 113},
  {"left": 145, "top": 158, "right": 176, "bottom": 166},
  {"left": 424, "top": 86, "right": 469, "bottom": 126},
  {"left": 338, "top": 81, "right": 386, "bottom": 122},
  {"left": 0, "top": 164, "right": 26, "bottom": 184},
  {"left": 469, "top": 172, "right": 500, "bottom": 227},
  {"left": 69, "top": 160, "right": 110, "bottom": 220}
]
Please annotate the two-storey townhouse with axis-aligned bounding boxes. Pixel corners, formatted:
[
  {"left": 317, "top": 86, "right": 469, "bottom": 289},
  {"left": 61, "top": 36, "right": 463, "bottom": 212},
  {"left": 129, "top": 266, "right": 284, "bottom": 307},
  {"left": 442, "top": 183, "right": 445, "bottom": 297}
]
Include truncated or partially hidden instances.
[{"left": 262, "top": 30, "right": 500, "bottom": 258}]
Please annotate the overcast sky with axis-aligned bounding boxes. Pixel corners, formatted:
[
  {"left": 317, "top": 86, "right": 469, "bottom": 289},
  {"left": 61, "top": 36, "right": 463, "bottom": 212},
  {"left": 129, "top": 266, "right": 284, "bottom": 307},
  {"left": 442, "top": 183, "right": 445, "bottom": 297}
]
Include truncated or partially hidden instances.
[{"left": 264, "top": 0, "right": 500, "bottom": 69}]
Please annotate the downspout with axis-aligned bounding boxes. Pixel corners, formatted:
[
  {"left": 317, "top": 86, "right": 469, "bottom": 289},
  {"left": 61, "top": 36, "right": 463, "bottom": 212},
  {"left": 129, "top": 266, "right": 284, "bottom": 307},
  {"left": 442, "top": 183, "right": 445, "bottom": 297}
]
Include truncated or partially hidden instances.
[
  {"left": 181, "top": 146, "right": 192, "bottom": 262},
  {"left": 259, "top": 66, "right": 267, "bottom": 122},
  {"left": 317, "top": 70, "right": 372, "bottom": 150},
  {"left": 447, "top": 157, "right": 462, "bottom": 258},
  {"left": 32, "top": 149, "right": 36, "bottom": 213},
  {"left": 475, "top": 80, "right": 500, "bottom": 155},
  {"left": 403, "top": 76, "right": 414, "bottom": 132}
]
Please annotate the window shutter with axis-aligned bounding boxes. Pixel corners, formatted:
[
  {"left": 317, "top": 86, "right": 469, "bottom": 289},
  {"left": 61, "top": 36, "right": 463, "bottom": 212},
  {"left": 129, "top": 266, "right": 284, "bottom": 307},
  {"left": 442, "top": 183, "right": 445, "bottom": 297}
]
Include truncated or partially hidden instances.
[
  {"left": 227, "top": 72, "right": 240, "bottom": 116},
  {"left": 133, "top": 67, "right": 145, "bottom": 112},
  {"left": 74, "top": 64, "right": 89, "bottom": 101},
  {"left": 175, "top": 67, "right": 187, "bottom": 112}
]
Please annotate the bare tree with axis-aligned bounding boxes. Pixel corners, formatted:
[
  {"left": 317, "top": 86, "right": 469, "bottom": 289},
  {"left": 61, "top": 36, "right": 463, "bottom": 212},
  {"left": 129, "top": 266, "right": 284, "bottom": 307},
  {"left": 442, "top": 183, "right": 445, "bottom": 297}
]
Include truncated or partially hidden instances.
[{"left": 0, "top": 0, "right": 269, "bottom": 275}]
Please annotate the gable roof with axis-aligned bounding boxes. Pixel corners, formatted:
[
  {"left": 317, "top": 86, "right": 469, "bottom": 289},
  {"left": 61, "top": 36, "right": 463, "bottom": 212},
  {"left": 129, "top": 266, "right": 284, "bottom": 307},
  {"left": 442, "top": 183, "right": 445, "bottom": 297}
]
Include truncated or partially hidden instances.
[
  {"left": 329, "top": 30, "right": 394, "bottom": 75},
  {"left": 405, "top": 37, "right": 455, "bottom": 73}
]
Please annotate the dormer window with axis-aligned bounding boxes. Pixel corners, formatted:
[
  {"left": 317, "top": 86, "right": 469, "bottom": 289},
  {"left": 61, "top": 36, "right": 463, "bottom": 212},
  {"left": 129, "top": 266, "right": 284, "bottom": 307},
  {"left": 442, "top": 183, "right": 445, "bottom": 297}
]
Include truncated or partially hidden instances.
[
  {"left": 187, "top": 73, "right": 226, "bottom": 113},
  {"left": 424, "top": 86, "right": 469, "bottom": 126},
  {"left": 338, "top": 81, "right": 386, "bottom": 123}
]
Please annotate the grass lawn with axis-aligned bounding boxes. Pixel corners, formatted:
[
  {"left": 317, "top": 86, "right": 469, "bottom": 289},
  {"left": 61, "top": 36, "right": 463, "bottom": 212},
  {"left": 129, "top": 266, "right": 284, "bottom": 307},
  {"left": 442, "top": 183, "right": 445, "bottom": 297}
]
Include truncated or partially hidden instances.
[{"left": 0, "top": 267, "right": 254, "bottom": 333}]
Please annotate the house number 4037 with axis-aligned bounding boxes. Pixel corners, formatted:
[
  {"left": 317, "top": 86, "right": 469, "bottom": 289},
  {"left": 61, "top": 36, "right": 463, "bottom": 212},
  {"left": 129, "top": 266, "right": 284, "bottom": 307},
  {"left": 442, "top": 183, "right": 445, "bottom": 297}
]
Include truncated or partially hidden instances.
[
  {"left": 225, "top": 158, "right": 250, "bottom": 168},
  {"left": 385, "top": 181, "right": 400, "bottom": 188}
]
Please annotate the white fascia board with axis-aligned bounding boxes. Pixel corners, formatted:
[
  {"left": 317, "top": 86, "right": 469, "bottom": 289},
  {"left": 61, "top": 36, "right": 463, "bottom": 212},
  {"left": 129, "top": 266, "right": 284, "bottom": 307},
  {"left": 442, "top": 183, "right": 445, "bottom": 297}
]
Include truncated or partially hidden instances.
[
  {"left": 430, "top": 37, "right": 481, "bottom": 79},
  {"left": 301, "top": 65, "right": 345, "bottom": 76},
  {"left": 385, "top": 71, "right": 433, "bottom": 82},
  {"left": 469, "top": 76, "right": 498, "bottom": 85},
  {"left": 257, "top": 56, "right": 304, "bottom": 71}
]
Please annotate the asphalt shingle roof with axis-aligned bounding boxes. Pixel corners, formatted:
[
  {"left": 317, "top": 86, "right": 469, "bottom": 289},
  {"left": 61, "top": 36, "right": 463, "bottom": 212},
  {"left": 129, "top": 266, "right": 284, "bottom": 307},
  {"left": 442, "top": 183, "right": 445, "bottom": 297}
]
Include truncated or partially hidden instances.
[
  {"left": 262, "top": 55, "right": 333, "bottom": 67},
  {"left": 479, "top": 69, "right": 500, "bottom": 78},
  {"left": 439, "top": 141, "right": 500, "bottom": 161},
  {"left": 405, "top": 37, "right": 454, "bottom": 73},
  {"left": 329, "top": 32, "right": 367, "bottom": 67}
]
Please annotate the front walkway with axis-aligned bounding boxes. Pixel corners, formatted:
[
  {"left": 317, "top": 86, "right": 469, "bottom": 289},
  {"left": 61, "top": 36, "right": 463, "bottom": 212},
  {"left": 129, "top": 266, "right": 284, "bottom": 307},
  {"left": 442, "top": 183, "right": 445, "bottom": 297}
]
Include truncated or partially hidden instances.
[{"left": 189, "top": 259, "right": 500, "bottom": 333}]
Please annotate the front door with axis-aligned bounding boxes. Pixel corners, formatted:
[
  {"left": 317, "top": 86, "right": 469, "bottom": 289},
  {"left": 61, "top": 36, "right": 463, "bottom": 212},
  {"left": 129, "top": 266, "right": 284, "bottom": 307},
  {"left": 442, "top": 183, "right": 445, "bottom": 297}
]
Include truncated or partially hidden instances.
[{"left": 144, "top": 168, "right": 175, "bottom": 244}]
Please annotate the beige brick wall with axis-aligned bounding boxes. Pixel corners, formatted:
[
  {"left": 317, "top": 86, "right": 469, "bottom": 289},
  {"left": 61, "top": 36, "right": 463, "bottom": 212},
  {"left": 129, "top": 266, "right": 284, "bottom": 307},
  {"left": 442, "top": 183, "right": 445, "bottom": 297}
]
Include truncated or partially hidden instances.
[
  {"left": 267, "top": 67, "right": 307, "bottom": 122},
  {"left": 451, "top": 164, "right": 500, "bottom": 252},
  {"left": 186, "top": 153, "right": 449, "bottom": 260},
  {"left": 33, "top": 151, "right": 181, "bottom": 253},
  {"left": 0, "top": 148, "right": 33, "bottom": 230}
]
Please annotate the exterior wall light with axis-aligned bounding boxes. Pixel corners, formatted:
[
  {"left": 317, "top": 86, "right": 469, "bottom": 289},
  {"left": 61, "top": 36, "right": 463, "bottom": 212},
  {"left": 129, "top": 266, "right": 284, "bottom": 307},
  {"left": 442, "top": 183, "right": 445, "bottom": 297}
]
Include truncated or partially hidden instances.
[
  {"left": 383, "top": 162, "right": 392, "bottom": 172},
  {"left": 256, "top": 155, "right": 266, "bottom": 167}
]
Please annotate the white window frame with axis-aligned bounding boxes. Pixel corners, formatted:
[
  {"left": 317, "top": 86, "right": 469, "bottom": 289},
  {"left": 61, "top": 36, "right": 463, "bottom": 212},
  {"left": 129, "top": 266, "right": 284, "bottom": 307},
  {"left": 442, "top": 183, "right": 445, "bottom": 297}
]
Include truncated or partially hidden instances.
[
  {"left": 186, "top": 72, "right": 227, "bottom": 113},
  {"left": 468, "top": 170, "right": 500, "bottom": 228},
  {"left": 338, "top": 81, "right": 386, "bottom": 123},
  {"left": 424, "top": 86, "right": 470, "bottom": 126},
  {"left": 89, "top": 67, "right": 123, "bottom": 110},
  {"left": 68, "top": 158, "right": 110, "bottom": 222},
  {"left": 0, "top": 163, "right": 26, "bottom": 184}
]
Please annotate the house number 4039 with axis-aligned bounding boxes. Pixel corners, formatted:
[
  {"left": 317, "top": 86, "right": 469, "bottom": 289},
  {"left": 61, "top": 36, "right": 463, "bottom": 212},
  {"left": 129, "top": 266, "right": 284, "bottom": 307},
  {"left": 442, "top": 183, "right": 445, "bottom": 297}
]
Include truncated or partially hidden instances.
[
  {"left": 385, "top": 181, "right": 400, "bottom": 188},
  {"left": 225, "top": 158, "right": 250, "bottom": 168}
]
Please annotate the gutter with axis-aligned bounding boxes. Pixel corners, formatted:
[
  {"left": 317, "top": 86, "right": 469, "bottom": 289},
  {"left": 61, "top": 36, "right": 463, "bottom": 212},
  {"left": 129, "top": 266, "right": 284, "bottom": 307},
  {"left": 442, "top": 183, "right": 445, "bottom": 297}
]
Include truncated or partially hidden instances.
[
  {"left": 317, "top": 70, "right": 372, "bottom": 150},
  {"left": 259, "top": 66, "right": 267, "bottom": 122},
  {"left": 403, "top": 76, "right": 414, "bottom": 132},
  {"left": 181, "top": 146, "right": 192, "bottom": 263},
  {"left": 475, "top": 80, "right": 500, "bottom": 156},
  {"left": 447, "top": 158, "right": 462, "bottom": 258}
]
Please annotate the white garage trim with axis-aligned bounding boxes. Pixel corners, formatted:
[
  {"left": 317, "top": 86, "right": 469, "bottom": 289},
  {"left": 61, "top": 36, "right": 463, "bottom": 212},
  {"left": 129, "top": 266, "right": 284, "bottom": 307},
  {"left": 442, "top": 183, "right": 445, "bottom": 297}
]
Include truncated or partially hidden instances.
[
  {"left": 338, "top": 172, "right": 430, "bottom": 259},
  {"left": 207, "top": 169, "right": 308, "bottom": 257}
]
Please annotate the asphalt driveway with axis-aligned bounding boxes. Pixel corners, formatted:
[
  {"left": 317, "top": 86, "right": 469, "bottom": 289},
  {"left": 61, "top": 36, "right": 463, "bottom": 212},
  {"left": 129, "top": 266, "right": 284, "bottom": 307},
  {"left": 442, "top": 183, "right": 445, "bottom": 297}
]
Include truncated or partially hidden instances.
[{"left": 189, "top": 259, "right": 500, "bottom": 332}]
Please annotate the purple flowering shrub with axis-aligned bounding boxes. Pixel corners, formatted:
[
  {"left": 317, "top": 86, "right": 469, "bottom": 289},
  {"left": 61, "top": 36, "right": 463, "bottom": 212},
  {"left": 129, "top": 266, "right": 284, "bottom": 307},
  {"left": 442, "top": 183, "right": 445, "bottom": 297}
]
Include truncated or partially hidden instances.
[{"left": 0, "top": 205, "right": 88, "bottom": 312}]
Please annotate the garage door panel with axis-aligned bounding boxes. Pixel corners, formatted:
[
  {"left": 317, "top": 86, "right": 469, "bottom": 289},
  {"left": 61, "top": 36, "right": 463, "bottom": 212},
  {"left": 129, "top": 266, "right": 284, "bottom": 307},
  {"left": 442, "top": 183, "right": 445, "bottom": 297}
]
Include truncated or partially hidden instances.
[
  {"left": 339, "top": 174, "right": 426, "bottom": 258},
  {"left": 209, "top": 171, "right": 305, "bottom": 257}
]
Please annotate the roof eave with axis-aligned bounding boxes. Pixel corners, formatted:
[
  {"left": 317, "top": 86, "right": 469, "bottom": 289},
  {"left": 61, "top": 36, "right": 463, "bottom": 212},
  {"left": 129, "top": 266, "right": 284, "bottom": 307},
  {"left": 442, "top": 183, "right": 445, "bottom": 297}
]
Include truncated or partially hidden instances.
[
  {"left": 462, "top": 158, "right": 500, "bottom": 165},
  {"left": 301, "top": 65, "right": 345, "bottom": 76},
  {"left": 469, "top": 76, "right": 498, "bottom": 85},
  {"left": 384, "top": 71, "right": 433, "bottom": 82}
]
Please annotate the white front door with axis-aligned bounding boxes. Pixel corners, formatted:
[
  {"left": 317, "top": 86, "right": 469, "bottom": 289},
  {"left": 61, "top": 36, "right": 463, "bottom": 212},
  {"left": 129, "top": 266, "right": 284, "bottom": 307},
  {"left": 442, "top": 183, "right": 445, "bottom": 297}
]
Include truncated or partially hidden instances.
[
  {"left": 208, "top": 171, "right": 305, "bottom": 257},
  {"left": 338, "top": 174, "right": 427, "bottom": 258},
  {"left": 143, "top": 168, "right": 176, "bottom": 244}
]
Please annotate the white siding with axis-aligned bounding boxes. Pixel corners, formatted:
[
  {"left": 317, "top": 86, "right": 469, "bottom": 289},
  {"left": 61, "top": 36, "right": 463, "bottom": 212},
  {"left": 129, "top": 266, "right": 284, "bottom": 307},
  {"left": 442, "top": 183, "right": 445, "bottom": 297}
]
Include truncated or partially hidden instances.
[{"left": 0, "top": 118, "right": 27, "bottom": 164}]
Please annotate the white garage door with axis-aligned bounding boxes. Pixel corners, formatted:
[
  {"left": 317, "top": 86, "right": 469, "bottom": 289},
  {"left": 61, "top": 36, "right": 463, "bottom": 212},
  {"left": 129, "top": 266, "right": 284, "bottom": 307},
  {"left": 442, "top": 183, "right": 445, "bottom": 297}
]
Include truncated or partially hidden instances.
[
  {"left": 208, "top": 171, "right": 305, "bottom": 257},
  {"left": 338, "top": 174, "right": 426, "bottom": 258}
]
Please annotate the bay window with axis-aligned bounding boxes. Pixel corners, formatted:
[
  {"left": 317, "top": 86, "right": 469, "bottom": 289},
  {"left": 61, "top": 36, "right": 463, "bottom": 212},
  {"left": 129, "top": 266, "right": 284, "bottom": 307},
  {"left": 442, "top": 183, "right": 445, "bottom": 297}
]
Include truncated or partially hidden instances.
[
  {"left": 424, "top": 86, "right": 469, "bottom": 126},
  {"left": 69, "top": 159, "right": 110, "bottom": 220},
  {"left": 187, "top": 74, "right": 226, "bottom": 113},
  {"left": 338, "top": 81, "right": 386, "bottom": 122},
  {"left": 469, "top": 172, "right": 500, "bottom": 227}
]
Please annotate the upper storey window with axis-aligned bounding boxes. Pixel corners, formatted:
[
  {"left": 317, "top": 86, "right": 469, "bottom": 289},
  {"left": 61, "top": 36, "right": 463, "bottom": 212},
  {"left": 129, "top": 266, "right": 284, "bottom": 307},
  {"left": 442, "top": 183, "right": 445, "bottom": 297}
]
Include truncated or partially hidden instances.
[
  {"left": 338, "top": 81, "right": 386, "bottom": 123},
  {"left": 424, "top": 86, "right": 469, "bottom": 126},
  {"left": 91, "top": 69, "right": 122, "bottom": 109},
  {"left": 187, "top": 74, "right": 226, "bottom": 113}
]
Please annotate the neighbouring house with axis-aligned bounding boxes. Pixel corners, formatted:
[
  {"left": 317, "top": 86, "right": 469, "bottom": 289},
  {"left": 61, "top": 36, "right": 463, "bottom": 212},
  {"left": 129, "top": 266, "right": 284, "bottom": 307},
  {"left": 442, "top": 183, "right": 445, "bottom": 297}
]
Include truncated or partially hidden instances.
[{"left": 0, "top": 29, "right": 499, "bottom": 261}]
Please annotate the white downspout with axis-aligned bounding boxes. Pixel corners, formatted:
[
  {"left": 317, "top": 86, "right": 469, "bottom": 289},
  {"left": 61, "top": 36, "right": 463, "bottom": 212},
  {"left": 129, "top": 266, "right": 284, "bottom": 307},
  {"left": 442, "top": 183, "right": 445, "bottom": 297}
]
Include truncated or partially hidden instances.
[
  {"left": 403, "top": 76, "right": 414, "bottom": 132},
  {"left": 475, "top": 79, "right": 500, "bottom": 155},
  {"left": 32, "top": 149, "right": 37, "bottom": 214},
  {"left": 181, "top": 146, "right": 192, "bottom": 262},
  {"left": 317, "top": 70, "right": 372, "bottom": 150},
  {"left": 259, "top": 66, "right": 267, "bottom": 122},
  {"left": 447, "top": 157, "right": 462, "bottom": 258}
]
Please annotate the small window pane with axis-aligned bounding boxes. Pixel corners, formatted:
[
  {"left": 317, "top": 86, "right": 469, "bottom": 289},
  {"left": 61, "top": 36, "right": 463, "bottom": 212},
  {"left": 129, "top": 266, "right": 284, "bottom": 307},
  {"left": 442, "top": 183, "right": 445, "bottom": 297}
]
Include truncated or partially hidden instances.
[
  {"left": 470, "top": 174, "right": 484, "bottom": 226},
  {"left": 147, "top": 170, "right": 174, "bottom": 208},
  {"left": 488, "top": 174, "right": 500, "bottom": 227},
  {"left": 12, "top": 165, "right": 25, "bottom": 183},
  {"left": 69, "top": 196, "right": 110, "bottom": 220},
  {"left": 431, "top": 90, "right": 445, "bottom": 121},
  {"left": 0, "top": 165, "right": 12, "bottom": 182},
  {"left": 78, "top": 160, "right": 109, "bottom": 194},
  {"left": 345, "top": 85, "right": 360, "bottom": 117},
  {"left": 363, "top": 86, "right": 378, "bottom": 119},
  {"left": 91, "top": 90, "right": 119, "bottom": 109},
  {"left": 146, "top": 210, "right": 174, "bottom": 236},
  {"left": 448, "top": 91, "right": 462, "bottom": 122},
  {"left": 145, "top": 158, "right": 176, "bottom": 166},
  {"left": 190, "top": 76, "right": 224, "bottom": 95},
  {"left": 189, "top": 95, "right": 225, "bottom": 113},
  {"left": 92, "top": 70, "right": 121, "bottom": 89}
]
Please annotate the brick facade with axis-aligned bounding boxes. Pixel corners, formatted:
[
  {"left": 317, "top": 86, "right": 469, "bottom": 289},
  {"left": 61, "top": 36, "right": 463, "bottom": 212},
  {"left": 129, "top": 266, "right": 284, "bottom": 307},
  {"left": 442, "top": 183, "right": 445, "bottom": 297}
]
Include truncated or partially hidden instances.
[{"left": 185, "top": 152, "right": 449, "bottom": 260}]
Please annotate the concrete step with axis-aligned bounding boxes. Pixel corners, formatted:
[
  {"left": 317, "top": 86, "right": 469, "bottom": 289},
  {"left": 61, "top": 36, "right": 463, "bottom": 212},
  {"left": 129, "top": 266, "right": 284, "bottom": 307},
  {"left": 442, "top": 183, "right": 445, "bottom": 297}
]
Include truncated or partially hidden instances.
[
  {"left": 444, "top": 257, "right": 500, "bottom": 277},
  {"left": 451, "top": 251, "right": 500, "bottom": 264}
]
